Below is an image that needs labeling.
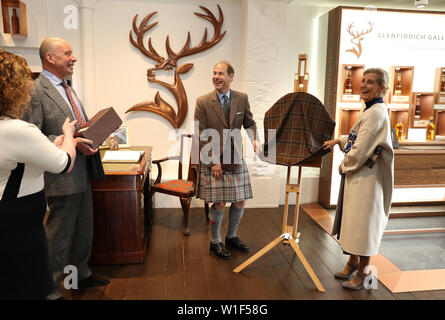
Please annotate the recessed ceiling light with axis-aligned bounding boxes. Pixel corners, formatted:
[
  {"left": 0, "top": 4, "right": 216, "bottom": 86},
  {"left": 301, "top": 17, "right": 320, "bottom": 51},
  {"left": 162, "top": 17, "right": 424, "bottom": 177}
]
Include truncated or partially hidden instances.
[{"left": 415, "top": 0, "right": 428, "bottom": 8}]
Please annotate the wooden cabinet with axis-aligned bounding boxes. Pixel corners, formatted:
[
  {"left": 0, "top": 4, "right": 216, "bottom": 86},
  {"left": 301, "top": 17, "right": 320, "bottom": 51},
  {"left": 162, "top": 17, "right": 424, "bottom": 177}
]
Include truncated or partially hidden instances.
[
  {"left": 394, "top": 142, "right": 445, "bottom": 188},
  {"left": 90, "top": 146, "right": 152, "bottom": 264}
]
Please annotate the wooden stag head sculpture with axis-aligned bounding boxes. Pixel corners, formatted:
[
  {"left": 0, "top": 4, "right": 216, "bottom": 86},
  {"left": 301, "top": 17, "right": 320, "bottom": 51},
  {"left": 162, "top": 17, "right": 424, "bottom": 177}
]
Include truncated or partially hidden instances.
[{"left": 126, "top": 5, "right": 226, "bottom": 128}]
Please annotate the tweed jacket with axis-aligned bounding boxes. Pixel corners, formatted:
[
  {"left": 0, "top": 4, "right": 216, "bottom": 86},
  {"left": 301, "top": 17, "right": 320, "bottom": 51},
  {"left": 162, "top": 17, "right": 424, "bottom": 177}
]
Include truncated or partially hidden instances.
[
  {"left": 22, "top": 74, "right": 102, "bottom": 197},
  {"left": 262, "top": 92, "right": 335, "bottom": 166},
  {"left": 194, "top": 90, "right": 257, "bottom": 170}
]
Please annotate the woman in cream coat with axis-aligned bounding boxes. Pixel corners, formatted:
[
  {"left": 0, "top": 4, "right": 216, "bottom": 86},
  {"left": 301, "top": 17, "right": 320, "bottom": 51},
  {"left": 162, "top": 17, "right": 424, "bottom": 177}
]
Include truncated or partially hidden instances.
[{"left": 323, "top": 68, "right": 394, "bottom": 290}]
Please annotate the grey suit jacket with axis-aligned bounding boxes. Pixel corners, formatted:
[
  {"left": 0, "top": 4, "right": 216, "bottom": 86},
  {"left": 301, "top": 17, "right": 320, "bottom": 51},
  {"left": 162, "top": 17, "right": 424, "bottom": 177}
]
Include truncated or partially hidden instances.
[
  {"left": 194, "top": 89, "right": 257, "bottom": 169},
  {"left": 23, "top": 74, "right": 93, "bottom": 197}
]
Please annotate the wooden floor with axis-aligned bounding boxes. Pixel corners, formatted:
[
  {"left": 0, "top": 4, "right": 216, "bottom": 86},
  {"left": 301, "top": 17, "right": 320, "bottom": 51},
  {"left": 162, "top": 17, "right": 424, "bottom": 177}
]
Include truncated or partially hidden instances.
[{"left": 64, "top": 206, "right": 445, "bottom": 300}]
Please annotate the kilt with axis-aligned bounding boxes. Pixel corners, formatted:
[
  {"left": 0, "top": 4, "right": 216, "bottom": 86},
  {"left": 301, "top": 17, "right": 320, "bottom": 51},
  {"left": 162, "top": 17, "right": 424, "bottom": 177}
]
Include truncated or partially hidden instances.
[{"left": 197, "top": 160, "right": 253, "bottom": 203}]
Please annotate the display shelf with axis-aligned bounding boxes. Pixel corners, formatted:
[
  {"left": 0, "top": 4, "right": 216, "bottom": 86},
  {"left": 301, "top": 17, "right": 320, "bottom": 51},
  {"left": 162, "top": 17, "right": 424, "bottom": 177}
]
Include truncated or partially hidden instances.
[
  {"left": 410, "top": 92, "right": 434, "bottom": 128},
  {"left": 390, "top": 110, "right": 409, "bottom": 140},
  {"left": 389, "top": 66, "right": 414, "bottom": 104},
  {"left": 434, "top": 67, "right": 445, "bottom": 105},
  {"left": 436, "top": 110, "right": 445, "bottom": 136},
  {"left": 340, "top": 64, "right": 364, "bottom": 102},
  {"left": 1, "top": 0, "right": 27, "bottom": 36},
  {"left": 339, "top": 108, "right": 360, "bottom": 135}
]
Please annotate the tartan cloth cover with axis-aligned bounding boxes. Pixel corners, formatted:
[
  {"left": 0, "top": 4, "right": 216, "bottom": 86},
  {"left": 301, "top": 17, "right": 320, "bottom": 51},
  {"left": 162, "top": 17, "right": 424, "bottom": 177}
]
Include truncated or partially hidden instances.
[
  {"left": 151, "top": 179, "right": 195, "bottom": 197},
  {"left": 262, "top": 92, "right": 336, "bottom": 166},
  {"left": 196, "top": 160, "right": 253, "bottom": 203}
]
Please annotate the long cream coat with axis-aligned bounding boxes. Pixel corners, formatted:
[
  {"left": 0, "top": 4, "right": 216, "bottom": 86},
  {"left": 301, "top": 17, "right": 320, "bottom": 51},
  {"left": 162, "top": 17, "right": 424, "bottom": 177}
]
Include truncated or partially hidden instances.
[{"left": 338, "top": 103, "right": 394, "bottom": 256}]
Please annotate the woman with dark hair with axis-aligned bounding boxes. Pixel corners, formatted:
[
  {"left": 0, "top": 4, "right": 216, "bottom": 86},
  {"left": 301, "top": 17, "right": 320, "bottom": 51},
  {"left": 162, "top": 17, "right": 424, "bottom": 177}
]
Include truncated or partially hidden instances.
[
  {"left": 0, "top": 49, "right": 77, "bottom": 299},
  {"left": 323, "top": 68, "right": 394, "bottom": 290}
]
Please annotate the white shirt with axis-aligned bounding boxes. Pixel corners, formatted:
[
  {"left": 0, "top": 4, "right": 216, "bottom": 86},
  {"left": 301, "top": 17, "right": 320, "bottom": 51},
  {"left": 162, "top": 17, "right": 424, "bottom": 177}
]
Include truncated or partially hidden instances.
[{"left": 0, "top": 117, "right": 68, "bottom": 199}]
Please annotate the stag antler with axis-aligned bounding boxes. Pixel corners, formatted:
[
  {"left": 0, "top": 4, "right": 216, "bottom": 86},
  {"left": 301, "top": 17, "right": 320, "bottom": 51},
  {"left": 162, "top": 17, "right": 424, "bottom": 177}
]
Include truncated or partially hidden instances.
[
  {"left": 129, "top": 11, "right": 164, "bottom": 65},
  {"left": 129, "top": 4, "right": 225, "bottom": 71},
  {"left": 347, "top": 22, "right": 373, "bottom": 39},
  {"left": 126, "top": 5, "right": 226, "bottom": 129}
]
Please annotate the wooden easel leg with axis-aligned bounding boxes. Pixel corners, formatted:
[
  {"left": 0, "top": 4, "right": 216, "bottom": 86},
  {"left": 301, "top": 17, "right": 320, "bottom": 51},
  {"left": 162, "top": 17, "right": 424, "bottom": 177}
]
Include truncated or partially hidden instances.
[
  {"left": 288, "top": 239, "right": 326, "bottom": 292},
  {"left": 233, "top": 165, "right": 325, "bottom": 292},
  {"left": 233, "top": 236, "right": 284, "bottom": 273}
]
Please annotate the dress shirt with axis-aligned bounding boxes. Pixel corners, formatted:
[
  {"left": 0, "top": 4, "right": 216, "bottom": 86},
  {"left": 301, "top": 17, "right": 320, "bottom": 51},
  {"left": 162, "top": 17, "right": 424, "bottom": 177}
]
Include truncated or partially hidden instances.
[
  {"left": 41, "top": 70, "right": 87, "bottom": 122},
  {"left": 216, "top": 90, "right": 231, "bottom": 106}
]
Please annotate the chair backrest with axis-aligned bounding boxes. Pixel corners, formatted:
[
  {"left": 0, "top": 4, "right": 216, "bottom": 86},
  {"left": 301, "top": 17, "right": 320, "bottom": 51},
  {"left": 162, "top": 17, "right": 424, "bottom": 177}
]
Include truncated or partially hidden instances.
[{"left": 177, "top": 134, "right": 198, "bottom": 182}]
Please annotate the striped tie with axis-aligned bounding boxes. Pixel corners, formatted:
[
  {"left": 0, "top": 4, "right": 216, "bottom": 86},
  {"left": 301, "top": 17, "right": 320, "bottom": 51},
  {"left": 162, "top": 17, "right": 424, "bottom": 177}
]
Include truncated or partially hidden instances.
[{"left": 61, "top": 81, "right": 86, "bottom": 127}]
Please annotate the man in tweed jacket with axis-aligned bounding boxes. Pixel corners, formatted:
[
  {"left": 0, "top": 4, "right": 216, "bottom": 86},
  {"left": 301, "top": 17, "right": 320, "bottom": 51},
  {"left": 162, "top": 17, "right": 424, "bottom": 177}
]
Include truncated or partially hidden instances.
[
  {"left": 23, "top": 37, "right": 109, "bottom": 299},
  {"left": 195, "top": 61, "right": 260, "bottom": 260}
]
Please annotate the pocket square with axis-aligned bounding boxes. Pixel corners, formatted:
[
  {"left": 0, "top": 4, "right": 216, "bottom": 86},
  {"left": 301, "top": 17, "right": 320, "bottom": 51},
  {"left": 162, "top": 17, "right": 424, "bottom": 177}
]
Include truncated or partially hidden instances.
[{"left": 235, "top": 112, "right": 243, "bottom": 115}]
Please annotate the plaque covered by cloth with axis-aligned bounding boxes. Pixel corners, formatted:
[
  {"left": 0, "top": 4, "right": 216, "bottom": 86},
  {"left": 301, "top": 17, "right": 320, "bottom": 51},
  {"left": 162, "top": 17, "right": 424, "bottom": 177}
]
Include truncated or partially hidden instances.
[
  {"left": 260, "top": 92, "right": 336, "bottom": 166},
  {"left": 74, "top": 107, "right": 123, "bottom": 149}
]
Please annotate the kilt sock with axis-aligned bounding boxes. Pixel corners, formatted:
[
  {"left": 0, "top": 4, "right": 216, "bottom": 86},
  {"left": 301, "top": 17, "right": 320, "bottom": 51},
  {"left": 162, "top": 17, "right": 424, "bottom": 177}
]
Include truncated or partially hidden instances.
[
  {"left": 209, "top": 205, "right": 224, "bottom": 243},
  {"left": 227, "top": 203, "right": 244, "bottom": 239}
]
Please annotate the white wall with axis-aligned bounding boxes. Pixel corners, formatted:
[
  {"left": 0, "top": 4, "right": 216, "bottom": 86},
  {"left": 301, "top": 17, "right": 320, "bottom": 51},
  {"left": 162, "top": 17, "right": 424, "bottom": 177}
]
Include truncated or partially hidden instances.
[{"left": 1, "top": 0, "right": 338, "bottom": 208}]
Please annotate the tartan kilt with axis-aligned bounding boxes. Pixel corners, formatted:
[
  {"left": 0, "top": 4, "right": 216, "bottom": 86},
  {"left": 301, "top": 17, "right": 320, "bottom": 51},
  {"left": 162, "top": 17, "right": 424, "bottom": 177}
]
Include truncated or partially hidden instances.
[{"left": 197, "top": 160, "right": 253, "bottom": 203}]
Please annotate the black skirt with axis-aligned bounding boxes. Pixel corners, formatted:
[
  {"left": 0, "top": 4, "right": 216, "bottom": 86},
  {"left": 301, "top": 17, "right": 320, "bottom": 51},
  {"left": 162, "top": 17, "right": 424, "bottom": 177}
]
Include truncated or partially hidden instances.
[{"left": 0, "top": 190, "right": 53, "bottom": 300}]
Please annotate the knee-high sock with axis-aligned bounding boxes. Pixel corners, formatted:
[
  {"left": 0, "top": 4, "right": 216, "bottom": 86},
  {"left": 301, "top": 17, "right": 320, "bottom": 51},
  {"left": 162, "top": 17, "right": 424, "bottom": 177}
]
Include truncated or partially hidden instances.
[
  {"left": 209, "top": 205, "right": 224, "bottom": 243},
  {"left": 227, "top": 203, "right": 244, "bottom": 239}
]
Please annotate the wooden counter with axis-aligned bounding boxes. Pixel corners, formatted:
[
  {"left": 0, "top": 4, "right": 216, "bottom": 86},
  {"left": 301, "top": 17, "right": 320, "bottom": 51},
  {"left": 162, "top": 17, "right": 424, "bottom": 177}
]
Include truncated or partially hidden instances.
[
  {"left": 90, "top": 146, "right": 152, "bottom": 264},
  {"left": 394, "top": 141, "right": 445, "bottom": 187}
]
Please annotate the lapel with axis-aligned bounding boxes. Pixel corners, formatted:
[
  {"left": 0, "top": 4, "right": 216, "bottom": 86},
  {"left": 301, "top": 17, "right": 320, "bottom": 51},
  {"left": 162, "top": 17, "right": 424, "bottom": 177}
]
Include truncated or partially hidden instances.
[
  {"left": 209, "top": 90, "right": 229, "bottom": 128},
  {"left": 229, "top": 90, "right": 239, "bottom": 126},
  {"left": 39, "top": 74, "right": 75, "bottom": 120},
  {"left": 39, "top": 74, "right": 89, "bottom": 124}
]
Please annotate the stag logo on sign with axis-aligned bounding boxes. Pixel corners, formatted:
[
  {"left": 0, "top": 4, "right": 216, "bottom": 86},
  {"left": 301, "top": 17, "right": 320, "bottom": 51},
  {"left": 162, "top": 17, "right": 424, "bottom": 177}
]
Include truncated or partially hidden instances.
[{"left": 345, "top": 22, "right": 373, "bottom": 58}]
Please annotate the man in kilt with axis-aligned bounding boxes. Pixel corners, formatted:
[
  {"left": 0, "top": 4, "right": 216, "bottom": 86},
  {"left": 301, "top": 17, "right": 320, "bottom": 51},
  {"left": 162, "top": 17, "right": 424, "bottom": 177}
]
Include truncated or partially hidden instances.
[{"left": 194, "top": 61, "right": 260, "bottom": 260}]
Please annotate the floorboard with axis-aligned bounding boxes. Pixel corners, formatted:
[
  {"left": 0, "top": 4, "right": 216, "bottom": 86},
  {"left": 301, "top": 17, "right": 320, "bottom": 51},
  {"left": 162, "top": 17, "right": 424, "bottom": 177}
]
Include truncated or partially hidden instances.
[{"left": 60, "top": 205, "right": 445, "bottom": 300}]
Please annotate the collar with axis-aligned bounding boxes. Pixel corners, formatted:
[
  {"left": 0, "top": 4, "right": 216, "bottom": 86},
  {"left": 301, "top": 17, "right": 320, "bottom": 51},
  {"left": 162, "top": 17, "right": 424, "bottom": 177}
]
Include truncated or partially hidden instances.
[
  {"left": 42, "top": 69, "right": 65, "bottom": 87},
  {"left": 364, "top": 97, "right": 383, "bottom": 111},
  {"left": 216, "top": 90, "right": 231, "bottom": 103}
]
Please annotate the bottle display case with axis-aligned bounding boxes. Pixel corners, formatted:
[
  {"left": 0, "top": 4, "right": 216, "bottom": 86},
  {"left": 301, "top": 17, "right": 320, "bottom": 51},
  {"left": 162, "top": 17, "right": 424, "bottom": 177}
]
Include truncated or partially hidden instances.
[
  {"left": 319, "top": 6, "right": 445, "bottom": 207},
  {"left": 389, "top": 66, "right": 414, "bottom": 104},
  {"left": 1, "top": 0, "right": 27, "bottom": 36},
  {"left": 410, "top": 92, "right": 434, "bottom": 128},
  {"left": 340, "top": 64, "right": 364, "bottom": 102}
]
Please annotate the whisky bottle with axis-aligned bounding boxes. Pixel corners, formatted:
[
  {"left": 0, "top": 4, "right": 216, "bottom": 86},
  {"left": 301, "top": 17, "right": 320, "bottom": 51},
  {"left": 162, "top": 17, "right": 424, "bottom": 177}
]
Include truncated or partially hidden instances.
[
  {"left": 395, "top": 116, "right": 404, "bottom": 140},
  {"left": 11, "top": 9, "right": 20, "bottom": 34},
  {"left": 426, "top": 116, "right": 436, "bottom": 141},
  {"left": 415, "top": 95, "right": 421, "bottom": 119},
  {"left": 394, "top": 72, "right": 402, "bottom": 96},
  {"left": 344, "top": 70, "right": 352, "bottom": 94}
]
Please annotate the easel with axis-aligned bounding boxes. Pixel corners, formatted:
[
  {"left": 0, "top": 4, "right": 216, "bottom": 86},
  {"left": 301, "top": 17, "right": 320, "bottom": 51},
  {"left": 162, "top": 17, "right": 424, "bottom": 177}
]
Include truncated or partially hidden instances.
[
  {"left": 294, "top": 54, "right": 309, "bottom": 92},
  {"left": 233, "top": 55, "right": 326, "bottom": 292}
]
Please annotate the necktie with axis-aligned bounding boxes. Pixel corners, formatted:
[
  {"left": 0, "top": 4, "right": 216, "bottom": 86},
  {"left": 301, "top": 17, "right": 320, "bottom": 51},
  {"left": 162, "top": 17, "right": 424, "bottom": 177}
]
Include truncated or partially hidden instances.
[
  {"left": 61, "top": 81, "right": 86, "bottom": 127},
  {"left": 222, "top": 95, "right": 230, "bottom": 123}
]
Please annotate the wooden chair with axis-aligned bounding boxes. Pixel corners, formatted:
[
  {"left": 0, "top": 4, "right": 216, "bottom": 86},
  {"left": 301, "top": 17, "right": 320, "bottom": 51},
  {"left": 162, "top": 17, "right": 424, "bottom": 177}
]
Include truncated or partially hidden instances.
[{"left": 150, "top": 134, "right": 208, "bottom": 236}]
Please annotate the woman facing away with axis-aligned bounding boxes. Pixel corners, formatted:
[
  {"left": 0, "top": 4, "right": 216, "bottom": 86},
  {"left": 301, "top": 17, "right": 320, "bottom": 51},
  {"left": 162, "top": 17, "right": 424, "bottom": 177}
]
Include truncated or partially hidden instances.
[
  {"left": 0, "top": 49, "right": 79, "bottom": 299},
  {"left": 323, "top": 68, "right": 394, "bottom": 290}
]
